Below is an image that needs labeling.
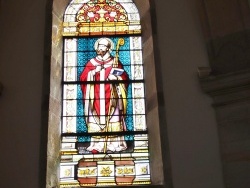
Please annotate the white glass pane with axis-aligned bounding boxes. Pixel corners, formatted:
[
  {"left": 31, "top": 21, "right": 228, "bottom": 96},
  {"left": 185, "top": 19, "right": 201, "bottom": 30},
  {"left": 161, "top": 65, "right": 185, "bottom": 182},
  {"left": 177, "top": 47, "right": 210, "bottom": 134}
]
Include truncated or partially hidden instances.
[
  {"left": 63, "top": 100, "right": 77, "bottom": 116},
  {"left": 128, "top": 13, "right": 140, "bottom": 20},
  {"left": 62, "top": 143, "right": 76, "bottom": 149},
  {"left": 134, "top": 115, "right": 146, "bottom": 131},
  {"left": 64, "top": 15, "right": 75, "bottom": 22},
  {"left": 62, "top": 117, "right": 77, "bottom": 133},
  {"left": 116, "top": 0, "right": 133, "bottom": 3},
  {"left": 131, "top": 50, "right": 142, "bottom": 64},
  {"left": 62, "top": 136, "right": 77, "bottom": 143},
  {"left": 64, "top": 67, "right": 77, "bottom": 81},
  {"left": 132, "top": 83, "right": 145, "bottom": 98},
  {"left": 131, "top": 65, "right": 144, "bottom": 80},
  {"left": 63, "top": 26, "right": 77, "bottom": 33},
  {"left": 65, "top": 38, "right": 77, "bottom": 52},
  {"left": 129, "top": 24, "right": 141, "bottom": 31},
  {"left": 60, "top": 165, "right": 75, "bottom": 178},
  {"left": 63, "top": 85, "right": 77, "bottom": 100},
  {"left": 71, "top": 0, "right": 90, "bottom": 4},
  {"left": 65, "top": 2, "right": 86, "bottom": 16},
  {"left": 132, "top": 152, "right": 149, "bottom": 158},
  {"left": 134, "top": 161, "right": 150, "bottom": 176},
  {"left": 65, "top": 6, "right": 78, "bottom": 15},
  {"left": 121, "top": 2, "right": 138, "bottom": 14},
  {"left": 64, "top": 52, "right": 77, "bottom": 67},
  {"left": 130, "top": 36, "right": 142, "bottom": 50},
  {"left": 134, "top": 135, "right": 148, "bottom": 150}
]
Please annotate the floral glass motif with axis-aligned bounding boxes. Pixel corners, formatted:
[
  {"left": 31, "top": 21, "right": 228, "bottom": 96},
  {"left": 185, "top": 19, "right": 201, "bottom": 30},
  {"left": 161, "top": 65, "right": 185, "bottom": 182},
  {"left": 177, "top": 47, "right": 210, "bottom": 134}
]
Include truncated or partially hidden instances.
[{"left": 60, "top": 0, "right": 150, "bottom": 187}]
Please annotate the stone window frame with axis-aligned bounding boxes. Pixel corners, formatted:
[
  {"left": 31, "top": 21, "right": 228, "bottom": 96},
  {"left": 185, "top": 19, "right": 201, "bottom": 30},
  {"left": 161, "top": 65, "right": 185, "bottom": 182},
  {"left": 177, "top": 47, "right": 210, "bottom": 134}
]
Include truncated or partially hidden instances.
[{"left": 45, "top": 0, "right": 171, "bottom": 187}]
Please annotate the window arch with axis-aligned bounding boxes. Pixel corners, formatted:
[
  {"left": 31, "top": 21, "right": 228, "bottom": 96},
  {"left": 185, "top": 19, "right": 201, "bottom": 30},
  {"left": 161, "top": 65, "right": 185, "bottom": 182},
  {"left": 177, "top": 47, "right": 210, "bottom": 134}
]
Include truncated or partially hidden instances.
[{"left": 47, "top": 0, "right": 165, "bottom": 187}]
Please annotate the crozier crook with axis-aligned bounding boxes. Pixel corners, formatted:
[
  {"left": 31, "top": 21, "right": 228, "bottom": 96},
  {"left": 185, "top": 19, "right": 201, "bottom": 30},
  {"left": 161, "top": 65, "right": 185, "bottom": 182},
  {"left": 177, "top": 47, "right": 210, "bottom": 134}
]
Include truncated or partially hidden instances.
[{"left": 114, "top": 38, "right": 125, "bottom": 68}]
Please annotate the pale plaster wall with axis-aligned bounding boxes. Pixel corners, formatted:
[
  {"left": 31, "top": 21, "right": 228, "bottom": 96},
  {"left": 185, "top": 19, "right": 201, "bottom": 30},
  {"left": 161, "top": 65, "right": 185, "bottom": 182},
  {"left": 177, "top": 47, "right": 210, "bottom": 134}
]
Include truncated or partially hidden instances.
[
  {"left": 153, "top": 1, "right": 224, "bottom": 187},
  {"left": 0, "top": 0, "right": 224, "bottom": 188}
]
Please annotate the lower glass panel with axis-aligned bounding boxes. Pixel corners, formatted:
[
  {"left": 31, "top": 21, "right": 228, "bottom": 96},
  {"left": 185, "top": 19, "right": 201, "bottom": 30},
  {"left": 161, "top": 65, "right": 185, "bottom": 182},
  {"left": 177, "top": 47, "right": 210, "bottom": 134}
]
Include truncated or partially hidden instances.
[{"left": 60, "top": 133, "right": 150, "bottom": 187}]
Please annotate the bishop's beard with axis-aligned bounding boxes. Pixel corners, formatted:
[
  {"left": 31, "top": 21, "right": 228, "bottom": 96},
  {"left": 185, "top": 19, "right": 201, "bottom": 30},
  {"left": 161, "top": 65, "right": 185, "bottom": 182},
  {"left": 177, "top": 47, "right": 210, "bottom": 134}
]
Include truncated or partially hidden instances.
[{"left": 96, "top": 49, "right": 107, "bottom": 57}]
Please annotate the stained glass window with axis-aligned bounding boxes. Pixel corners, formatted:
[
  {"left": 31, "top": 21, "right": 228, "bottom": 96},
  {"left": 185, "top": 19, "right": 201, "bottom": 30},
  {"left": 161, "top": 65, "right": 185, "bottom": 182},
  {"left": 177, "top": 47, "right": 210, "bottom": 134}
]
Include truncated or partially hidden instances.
[{"left": 60, "top": 0, "right": 150, "bottom": 187}]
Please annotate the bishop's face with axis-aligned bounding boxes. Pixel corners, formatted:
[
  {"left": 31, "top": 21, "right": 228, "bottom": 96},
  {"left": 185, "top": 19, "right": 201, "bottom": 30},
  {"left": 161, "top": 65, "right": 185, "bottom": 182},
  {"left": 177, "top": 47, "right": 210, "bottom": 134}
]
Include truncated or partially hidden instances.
[{"left": 96, "top": 39, "right": 110, "bottom": 57}]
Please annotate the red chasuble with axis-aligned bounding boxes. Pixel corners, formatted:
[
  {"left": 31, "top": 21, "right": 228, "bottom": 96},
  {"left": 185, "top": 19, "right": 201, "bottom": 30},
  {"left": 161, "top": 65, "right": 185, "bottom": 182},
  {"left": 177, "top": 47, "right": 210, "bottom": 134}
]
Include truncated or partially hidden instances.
[{"left": 80, "top": 56, "right": 129, "bottom": 126}]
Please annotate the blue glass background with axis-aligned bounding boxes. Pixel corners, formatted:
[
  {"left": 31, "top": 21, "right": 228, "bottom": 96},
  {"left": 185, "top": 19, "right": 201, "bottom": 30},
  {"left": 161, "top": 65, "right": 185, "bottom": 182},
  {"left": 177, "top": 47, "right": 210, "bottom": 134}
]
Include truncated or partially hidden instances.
[{"left": 77, "top": 37, "right": 133, "bottom": 141}]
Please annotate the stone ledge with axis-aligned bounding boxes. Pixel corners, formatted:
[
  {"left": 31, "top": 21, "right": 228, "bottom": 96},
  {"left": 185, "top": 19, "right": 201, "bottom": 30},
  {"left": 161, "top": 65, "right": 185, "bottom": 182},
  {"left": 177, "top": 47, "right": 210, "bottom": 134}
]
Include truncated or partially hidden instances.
[{"left": 199, "top": 69, "right": 250, "bottom": 106}]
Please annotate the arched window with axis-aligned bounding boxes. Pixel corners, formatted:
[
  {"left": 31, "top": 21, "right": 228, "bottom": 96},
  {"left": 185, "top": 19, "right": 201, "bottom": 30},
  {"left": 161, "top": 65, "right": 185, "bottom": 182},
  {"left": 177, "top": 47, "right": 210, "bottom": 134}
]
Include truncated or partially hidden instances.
[{"left": 47, "top": 0, "right": 165, "bottom": 187}]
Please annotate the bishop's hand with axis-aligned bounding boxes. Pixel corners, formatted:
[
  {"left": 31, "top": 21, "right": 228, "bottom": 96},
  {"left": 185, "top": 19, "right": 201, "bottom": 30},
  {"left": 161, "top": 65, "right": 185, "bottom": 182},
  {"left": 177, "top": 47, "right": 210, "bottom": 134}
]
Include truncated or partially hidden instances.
[
  {"left": 95, "top": 65, "right": 102, "bottom": 73},
  {"left": 108, "top": 74, "right": 117, "bottom": 80}
]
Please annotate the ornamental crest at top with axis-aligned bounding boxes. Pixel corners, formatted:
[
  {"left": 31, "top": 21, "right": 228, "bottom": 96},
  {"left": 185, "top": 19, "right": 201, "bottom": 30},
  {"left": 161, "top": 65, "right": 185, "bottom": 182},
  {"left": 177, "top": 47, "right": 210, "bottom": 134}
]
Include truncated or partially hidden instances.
[
  {"left": 77, "top": 0, "right": 128, "bottom": 23},
  {"left": 63, "top": 0, "right": 141, "bottom": 36}
]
